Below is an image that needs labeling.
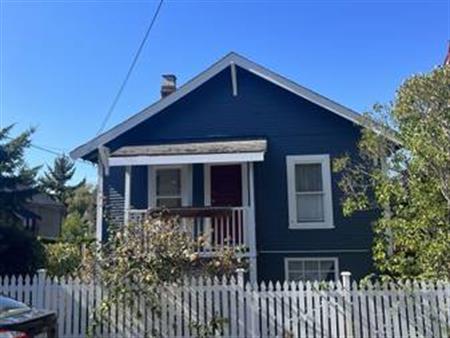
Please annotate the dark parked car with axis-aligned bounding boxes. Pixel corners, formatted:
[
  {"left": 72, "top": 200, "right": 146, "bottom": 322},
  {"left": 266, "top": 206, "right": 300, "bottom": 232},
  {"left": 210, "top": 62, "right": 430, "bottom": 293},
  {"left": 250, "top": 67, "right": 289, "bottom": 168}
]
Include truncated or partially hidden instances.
[{"left": 0, "top": 296, "right": 56, "bottom": 338}]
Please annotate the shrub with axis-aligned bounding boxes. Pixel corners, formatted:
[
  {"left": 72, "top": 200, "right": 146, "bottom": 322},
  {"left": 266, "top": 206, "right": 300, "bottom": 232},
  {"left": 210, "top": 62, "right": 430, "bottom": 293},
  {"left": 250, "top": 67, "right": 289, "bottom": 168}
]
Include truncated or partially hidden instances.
[
  {"left": 83, "top": 213, "right": 247, "bottom": 335},
  {"left": 61, "top": 212, "right": 93, "bottom": 244},
  {"left": 44, "top": 242, "right": 83, "bottom": 277},
  {"left": 0, "top": 225, "right": 46, "bottom": 276}
]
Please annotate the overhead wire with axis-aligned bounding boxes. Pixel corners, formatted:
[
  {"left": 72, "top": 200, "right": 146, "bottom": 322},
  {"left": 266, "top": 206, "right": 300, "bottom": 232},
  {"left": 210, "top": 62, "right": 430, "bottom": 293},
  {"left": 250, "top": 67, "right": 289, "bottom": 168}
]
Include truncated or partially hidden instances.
[{"left": 96, "top": 0, "right": 164, "bottom": 135}]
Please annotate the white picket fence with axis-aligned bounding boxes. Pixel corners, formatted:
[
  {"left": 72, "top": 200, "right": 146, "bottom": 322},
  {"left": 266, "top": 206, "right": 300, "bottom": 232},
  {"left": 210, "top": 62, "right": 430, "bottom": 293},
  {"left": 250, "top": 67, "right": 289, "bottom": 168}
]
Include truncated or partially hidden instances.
[{"left": 1, "top": 269, "right": 450, "bottom": 338}]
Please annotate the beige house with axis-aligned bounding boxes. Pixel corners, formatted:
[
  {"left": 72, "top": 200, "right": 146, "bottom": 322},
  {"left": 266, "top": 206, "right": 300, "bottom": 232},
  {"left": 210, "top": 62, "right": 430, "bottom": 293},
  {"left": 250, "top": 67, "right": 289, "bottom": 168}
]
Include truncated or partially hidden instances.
[{"left": 18, "top": 193, "right": 65, "bottom": 239}]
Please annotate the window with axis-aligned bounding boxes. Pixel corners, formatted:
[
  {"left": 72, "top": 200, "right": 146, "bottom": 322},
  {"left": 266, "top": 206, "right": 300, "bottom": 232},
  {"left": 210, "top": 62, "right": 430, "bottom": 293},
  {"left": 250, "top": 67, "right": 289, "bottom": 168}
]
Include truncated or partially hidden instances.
[
  {"left": 285, "top": 258, "right": 338, "bottom": 282},
  {"left": 286, "top": 154, "right": 334, "bottom": 229},
  {"left": 155, "top": 168, "right": 182, "bottom": 208},
  {"left": 149, "top": 165, "right": 191, "bottom": 208}
]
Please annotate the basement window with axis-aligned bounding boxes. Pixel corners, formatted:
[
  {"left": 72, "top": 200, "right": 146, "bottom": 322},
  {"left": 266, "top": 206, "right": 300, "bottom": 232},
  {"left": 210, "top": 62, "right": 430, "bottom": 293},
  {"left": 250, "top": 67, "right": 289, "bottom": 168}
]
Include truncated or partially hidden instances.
[{"left": 285, "top": 257, "right": 339, "bottom": 282}]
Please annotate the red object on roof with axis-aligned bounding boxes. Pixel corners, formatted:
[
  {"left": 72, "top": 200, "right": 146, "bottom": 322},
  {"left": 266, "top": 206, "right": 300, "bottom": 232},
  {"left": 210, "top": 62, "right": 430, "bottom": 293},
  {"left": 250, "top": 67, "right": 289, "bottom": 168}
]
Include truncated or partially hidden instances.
[{"left": 445, "top": 42, "right": 450, "bottom": 65}]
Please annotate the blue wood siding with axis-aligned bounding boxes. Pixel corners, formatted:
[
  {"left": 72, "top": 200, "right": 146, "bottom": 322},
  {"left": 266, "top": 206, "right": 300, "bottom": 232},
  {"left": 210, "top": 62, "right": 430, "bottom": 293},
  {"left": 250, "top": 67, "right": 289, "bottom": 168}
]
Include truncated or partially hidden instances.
[
  {"left": 104, "top": 166, "right": 125, "bottom": 227},
  {"left": 103, "top": 166, "right": 147, "bottom": 237},
  {"left": 130, "top": 166, "right": 148, "bottom": 209},
  {"left": 192, "top": 164, "right": 204, "bottom": 207},
  {"left": 102, "top": 65, "right": 375, "bottom": 280}
]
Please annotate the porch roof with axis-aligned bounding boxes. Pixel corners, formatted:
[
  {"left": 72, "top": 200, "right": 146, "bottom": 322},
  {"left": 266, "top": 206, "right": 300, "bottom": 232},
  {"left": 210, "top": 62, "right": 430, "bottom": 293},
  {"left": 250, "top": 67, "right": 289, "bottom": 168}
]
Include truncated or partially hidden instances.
[{"left": 109, "top": 139, "right": 267, "bottom": 166}]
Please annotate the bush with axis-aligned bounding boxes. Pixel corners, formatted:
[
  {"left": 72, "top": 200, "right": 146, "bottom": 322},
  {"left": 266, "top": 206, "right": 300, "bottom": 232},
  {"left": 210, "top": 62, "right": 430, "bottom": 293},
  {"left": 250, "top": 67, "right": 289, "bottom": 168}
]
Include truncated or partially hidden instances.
[
  {"left": 44, "top": 242, "right": 83, "bottom": 277},
  {"left": 61, "top": 212, "right": 92, "bottom": 244},
  {"left": 83, "top": 213, "right": 246, "bottom": 319},
  {"left": 0, "top": 225, "right": 46, "bottom": 276}
]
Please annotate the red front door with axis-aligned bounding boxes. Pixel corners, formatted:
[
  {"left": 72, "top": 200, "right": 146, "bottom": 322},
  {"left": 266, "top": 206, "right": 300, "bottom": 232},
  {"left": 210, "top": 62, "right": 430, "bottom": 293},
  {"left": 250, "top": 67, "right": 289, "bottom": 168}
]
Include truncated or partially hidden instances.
[
  {"left": 209, "top": 164, "right": 243, "bottom": 246},
  {"left": 210, "top": 165, "right": 242, "bottom": 207}
]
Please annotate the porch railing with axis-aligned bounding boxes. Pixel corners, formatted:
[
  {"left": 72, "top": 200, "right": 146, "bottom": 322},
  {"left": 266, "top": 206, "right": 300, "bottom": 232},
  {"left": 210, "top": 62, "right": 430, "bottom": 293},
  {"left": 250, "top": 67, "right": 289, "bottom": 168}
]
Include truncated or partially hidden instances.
[{"left": 128, "top": 207, "right": 252, "bottom": 256}]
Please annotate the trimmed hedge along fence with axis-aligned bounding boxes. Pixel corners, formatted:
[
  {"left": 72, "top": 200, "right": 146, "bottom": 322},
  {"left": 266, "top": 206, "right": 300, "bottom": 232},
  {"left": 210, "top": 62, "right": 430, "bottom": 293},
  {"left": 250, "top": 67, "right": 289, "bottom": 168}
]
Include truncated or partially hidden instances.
[{"left": 1, "top": 270, "right": 449, "bottom": 337}]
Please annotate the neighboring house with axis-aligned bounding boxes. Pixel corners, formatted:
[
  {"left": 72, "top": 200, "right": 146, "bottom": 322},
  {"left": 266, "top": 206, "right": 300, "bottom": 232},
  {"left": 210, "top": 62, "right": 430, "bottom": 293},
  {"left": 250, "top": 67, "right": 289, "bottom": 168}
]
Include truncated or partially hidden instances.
[
  {"left": 71, "top": 52, "right": 388, "bottom": 283},
  {"left": 18, "top": 192, "right": 65, "bottom": 239}
]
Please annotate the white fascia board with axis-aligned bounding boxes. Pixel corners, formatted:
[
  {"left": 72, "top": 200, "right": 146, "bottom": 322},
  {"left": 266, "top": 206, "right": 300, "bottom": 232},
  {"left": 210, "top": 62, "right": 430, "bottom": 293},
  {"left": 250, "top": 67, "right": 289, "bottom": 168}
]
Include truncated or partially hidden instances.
[
  {"left": 71, "top": 52, "right": 391, "bottom": 160},
  {"left": 108, "top": 152, "right": 265, "bottom": 166}
]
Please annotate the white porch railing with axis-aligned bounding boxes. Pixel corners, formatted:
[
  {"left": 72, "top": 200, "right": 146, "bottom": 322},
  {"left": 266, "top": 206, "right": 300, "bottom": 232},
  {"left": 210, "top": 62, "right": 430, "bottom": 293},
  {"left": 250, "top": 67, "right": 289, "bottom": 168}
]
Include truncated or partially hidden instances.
[{"left": 128, "top": 207, "right": 252, "bottom": 256}]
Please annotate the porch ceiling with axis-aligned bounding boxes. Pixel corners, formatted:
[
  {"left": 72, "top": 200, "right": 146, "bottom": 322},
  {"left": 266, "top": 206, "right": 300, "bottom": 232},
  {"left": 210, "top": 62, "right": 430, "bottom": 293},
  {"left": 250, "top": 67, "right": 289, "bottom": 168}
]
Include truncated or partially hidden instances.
[{"left": 109, "top": 139, "right": 267, "bottom": 166}]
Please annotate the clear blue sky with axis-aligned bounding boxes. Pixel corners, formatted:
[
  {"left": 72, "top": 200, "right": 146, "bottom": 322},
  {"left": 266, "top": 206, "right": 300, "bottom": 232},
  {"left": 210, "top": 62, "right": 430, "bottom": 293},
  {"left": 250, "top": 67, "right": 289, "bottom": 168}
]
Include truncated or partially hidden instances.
[{"left": 1, "top": 0, "right": 449, "bottom": 183}]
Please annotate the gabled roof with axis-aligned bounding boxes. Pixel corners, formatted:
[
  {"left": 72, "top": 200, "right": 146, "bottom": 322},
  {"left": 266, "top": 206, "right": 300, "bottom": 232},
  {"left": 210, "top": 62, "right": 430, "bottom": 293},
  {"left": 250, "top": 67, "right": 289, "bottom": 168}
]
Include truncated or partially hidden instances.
[{"left": 70, "top": 52, "right": 374, "bottom": 160}]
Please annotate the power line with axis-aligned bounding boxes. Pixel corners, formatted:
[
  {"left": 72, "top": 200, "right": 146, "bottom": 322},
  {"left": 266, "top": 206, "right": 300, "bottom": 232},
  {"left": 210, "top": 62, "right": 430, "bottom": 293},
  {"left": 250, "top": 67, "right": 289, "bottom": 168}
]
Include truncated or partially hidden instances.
[
  {"left": 26, "top": 144, "right": 94, "bottom": 166},
  {"left": 96, "top": 0, "right": 164, "bottom": 135},
  {"left": 4, "top": 135, "right": 94, "bottom": 166},
  {"left": 29, "top": 143, "right": 63, "bottom": 156},
  {"left": 4, "top": 135, "right": 64, "bottom": 156}
]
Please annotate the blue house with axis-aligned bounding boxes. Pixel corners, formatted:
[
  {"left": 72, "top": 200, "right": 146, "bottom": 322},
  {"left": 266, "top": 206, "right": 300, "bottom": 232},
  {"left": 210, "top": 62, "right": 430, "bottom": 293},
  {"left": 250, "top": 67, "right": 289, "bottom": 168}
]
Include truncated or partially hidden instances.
[{"left": 71, "top": 52, "right": 382, "bottom": 283}]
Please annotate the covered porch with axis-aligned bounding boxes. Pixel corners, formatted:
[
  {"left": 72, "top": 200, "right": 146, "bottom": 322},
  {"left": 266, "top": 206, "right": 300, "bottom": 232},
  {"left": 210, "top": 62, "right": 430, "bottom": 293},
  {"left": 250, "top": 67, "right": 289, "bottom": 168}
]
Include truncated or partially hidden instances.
[{"left": 97, "top": 139, "right": 267, "bottom": 282}]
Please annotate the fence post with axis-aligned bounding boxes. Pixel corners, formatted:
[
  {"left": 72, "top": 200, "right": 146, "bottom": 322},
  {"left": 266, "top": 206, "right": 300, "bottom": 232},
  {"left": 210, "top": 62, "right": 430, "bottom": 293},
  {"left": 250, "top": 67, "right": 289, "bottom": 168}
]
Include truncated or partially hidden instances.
[
  {"left": 341, "top": 271, "right": 351, "bottom": 289},
  {"left": 341, "top": 271, "right": 353, "bottom": 338},
  {"left": 236, "top": 268, "right": 245, "bottom": 287},
  {"left": 37, "top": 268, "right": 47, "bottom": 309},
  {"left": 236, "top": 268, "right": 245, "bottom": 335}
]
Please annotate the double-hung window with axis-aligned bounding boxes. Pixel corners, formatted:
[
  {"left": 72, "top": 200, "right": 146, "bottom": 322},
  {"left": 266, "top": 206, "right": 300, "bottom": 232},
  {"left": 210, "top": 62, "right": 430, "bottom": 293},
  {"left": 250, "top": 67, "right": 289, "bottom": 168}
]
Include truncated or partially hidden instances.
[
  {"left": 149, "top": 165, "right": 191, "bottom": 208},
  {"left": 286, "top": 154, "right": 334, "bottom": 229},
  {"left": 154, "top": 167, "right": 183, "bottom": 208},
  {"left": 285, "top": 257, "right": 338, "bottom": 282}
]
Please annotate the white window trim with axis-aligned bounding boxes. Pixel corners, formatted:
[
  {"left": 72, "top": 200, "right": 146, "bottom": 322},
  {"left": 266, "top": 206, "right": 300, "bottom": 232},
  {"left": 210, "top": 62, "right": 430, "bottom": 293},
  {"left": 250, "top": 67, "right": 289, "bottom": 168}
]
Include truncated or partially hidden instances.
[
  {"left": 284, "top": 257, "right": 339, "bottom": 282},
  {"left": 147, "top": 164, "right": 192, "bottom": 208},
  {"left": 286, "top": 154, "right": 334, "bottom": 229}
]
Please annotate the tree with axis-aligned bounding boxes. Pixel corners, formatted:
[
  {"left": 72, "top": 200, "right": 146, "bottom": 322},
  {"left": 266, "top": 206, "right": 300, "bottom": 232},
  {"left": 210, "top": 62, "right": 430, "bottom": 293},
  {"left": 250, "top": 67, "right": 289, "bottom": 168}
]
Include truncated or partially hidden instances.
[
  {"left": 0, "top": 125, "right": 47, "bottom": 275},
  {"left": 61, "top": 212, "right": 92, "bottom": 244},
  {"left": 334, "top": 65, "right": 450, "bottom": 280},
  {"left": 66, "top": 184, "right": 96, "bottom": 228},
  {"left": 60, "top": 184, "right": 96, "bottom": 243},
  {"left": 40, "top": 155, "right": 85, "bottom": 206},
  {"left": 44, "top": 184, "right": 96, "bottom": 275},
  {"left": 0, "top": 225, "right": 46, "bottom": 275},
  {"left": 0, "top": 125, "right": 39, "bottom": 225}
]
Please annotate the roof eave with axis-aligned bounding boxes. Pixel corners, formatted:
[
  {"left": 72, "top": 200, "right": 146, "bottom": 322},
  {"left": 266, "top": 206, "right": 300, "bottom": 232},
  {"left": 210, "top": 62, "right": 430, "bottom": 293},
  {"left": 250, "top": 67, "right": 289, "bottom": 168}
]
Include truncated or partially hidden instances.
[{"left": 70, "top": 52, "right": 396, "bottom": 160}]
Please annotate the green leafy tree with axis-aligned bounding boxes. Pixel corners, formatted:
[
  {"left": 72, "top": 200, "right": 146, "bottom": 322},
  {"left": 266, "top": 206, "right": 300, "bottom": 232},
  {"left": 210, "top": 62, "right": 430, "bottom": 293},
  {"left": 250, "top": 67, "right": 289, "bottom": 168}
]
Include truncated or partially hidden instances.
[
  {"left": 40, "top": 155, "right": 85, "bottom": 206},
  {"left": 66, "top": 184, "right": 96, "bottom": 228},
  {"left": 334, "top": 65, "right": 450, "bottom": 280},
  {"left": 46, "top": 184, "right": 96, "bottom": 275},
  {"left": 0, "top": 125, "right": 39, "bottom": 225},
  {"left": 59, "top": 184, "right": 96, "bottom": 244},
  {"left": 61, "top": 212, "right": 92, "bottom": 244}
]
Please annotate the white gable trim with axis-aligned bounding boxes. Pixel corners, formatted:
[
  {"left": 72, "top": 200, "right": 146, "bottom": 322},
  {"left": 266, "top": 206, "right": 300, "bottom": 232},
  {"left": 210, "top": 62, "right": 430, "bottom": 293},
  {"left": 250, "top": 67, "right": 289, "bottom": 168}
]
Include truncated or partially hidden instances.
[{"left": 70, "top": 52, "right": 381, "bottom": 160}]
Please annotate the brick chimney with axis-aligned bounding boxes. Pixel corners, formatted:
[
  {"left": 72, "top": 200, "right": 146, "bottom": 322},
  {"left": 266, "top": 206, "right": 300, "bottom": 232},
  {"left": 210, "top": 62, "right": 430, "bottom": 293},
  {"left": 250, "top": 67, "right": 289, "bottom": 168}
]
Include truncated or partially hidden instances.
[{"left": 161, "top": 74, "right": 177, "bottom": 98}]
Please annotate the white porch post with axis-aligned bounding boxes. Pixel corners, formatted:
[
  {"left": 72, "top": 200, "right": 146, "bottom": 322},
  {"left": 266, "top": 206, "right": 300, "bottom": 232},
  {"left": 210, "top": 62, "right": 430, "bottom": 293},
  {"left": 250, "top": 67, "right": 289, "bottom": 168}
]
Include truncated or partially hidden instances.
[
  {"left": 248, "top": 162, "right": 258, "bottom": 283},
  {"left": 96, "top": 162, "right": 104, "bottom": 242},
  {"left": 124, "top": 166, "right": 131, "bottom": 225}
]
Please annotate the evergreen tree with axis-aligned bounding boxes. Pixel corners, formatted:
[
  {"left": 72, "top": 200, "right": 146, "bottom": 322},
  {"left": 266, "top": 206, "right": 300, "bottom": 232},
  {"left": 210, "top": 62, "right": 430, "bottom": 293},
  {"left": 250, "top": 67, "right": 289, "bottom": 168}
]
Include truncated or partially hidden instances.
[
  {"left": 0, "top": 125, "right": 39, "bottom": 225},
  {"left": 0, "top": 125, "right": 46, "bottom": 274},
  {"left": 40, "top": 155, "right": 85, "bottom": 206}
]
